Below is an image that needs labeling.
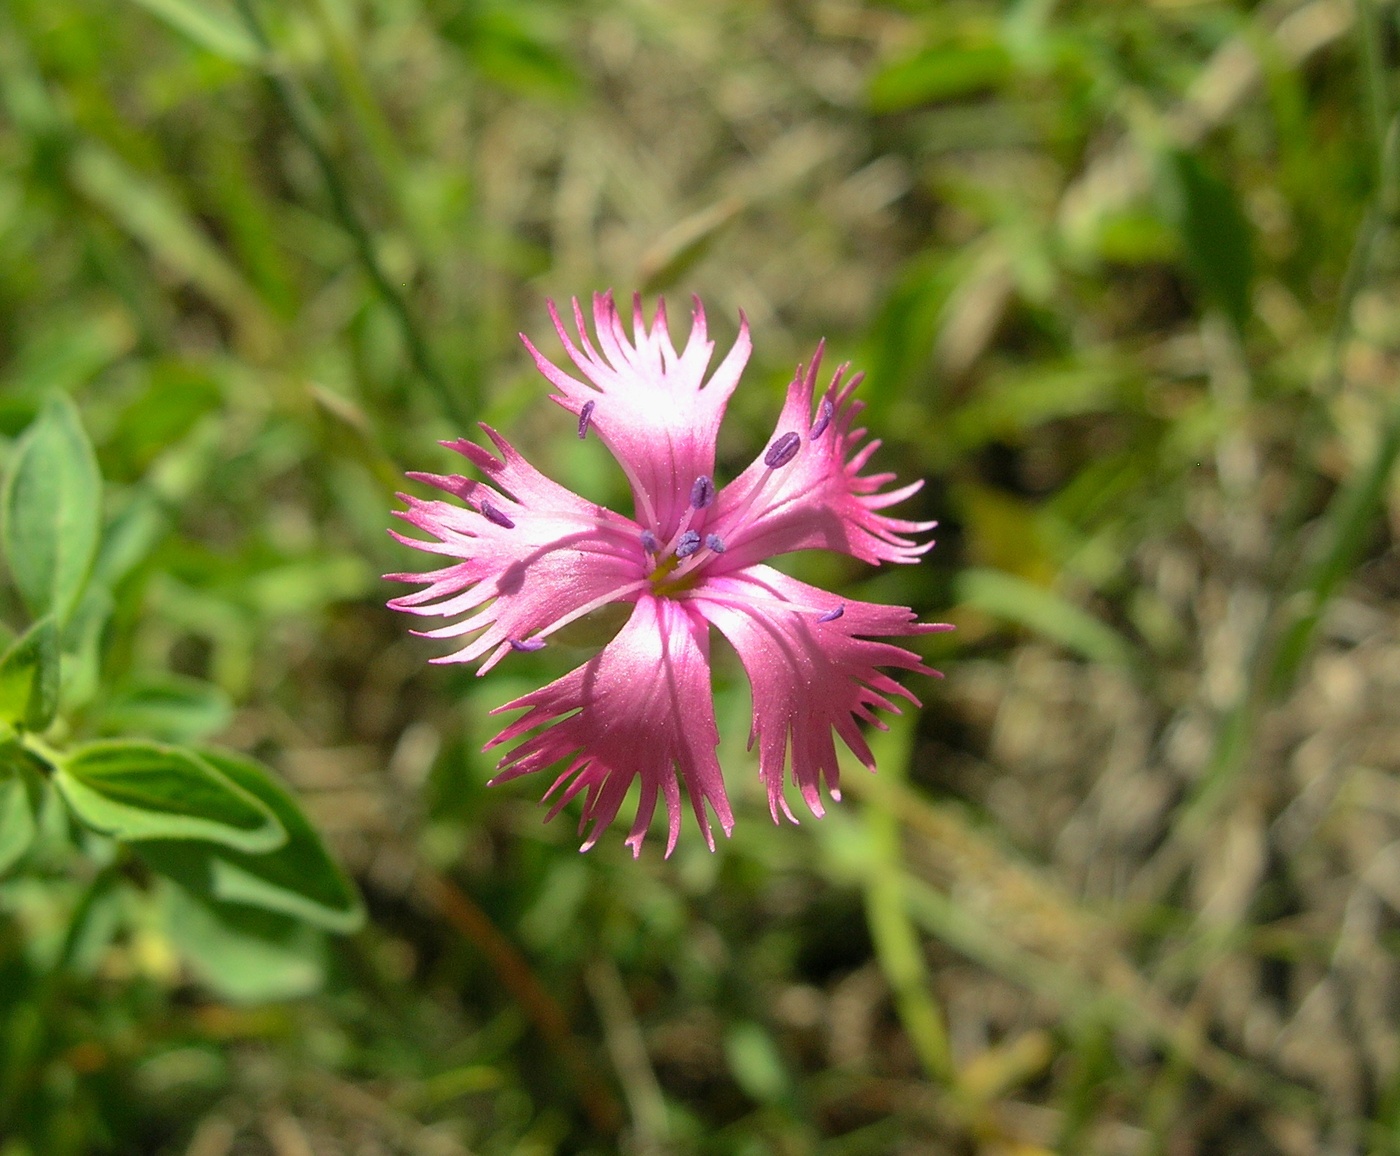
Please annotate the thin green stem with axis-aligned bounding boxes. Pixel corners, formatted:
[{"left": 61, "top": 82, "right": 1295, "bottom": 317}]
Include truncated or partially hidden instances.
[
  {"left": 1358, "top": 0, "right": 1390, "bottom": 170},
  {"left": 860, "top": 712, "right": 954, "bottom": 1085},
  {"left": 232, "top": 0, "right": 473, "bottom": 429}
]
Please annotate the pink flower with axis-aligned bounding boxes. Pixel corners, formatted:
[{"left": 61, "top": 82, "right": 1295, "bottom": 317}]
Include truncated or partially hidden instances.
[{"left": 388, "top": 293, "right": 949, "bottom": 856}]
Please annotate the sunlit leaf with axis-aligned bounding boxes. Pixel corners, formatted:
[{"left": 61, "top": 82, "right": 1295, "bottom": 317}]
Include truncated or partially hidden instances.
[
  {"left": 0, "top": 617, "right": 59, "bottom": 734},
  {"left": 159, "top": 882, "right": 325, "bottom": 1003},
  {"left": 137, "top": 748, "right": 364, "bottom": 933},
  {"left": 55, "top": 740, "right": 284, "bottom": 852},
  {"left": 1, "top": 395, "right": 102, "bottom": 625}
]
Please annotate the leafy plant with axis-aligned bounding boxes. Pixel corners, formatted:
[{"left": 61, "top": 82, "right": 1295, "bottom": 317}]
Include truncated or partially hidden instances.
[{"left": 0, "top": 396, "right": 362, "bottom": 1143}]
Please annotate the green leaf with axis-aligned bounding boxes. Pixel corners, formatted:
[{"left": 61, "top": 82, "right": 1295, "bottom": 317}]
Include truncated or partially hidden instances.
[
  {"left": 1, "top": 395, "right": 102, "bottom": 624},
  {"left": 90, "top": 490, "right": 168, "bottom": 590},
  {"left": 138, "top": 748, "right": 363, "bottom": 933},
  {"left": 1157, "top": 149, "right": 1254, "bottom": 333},
  {"left": 59, "top": 586, "right": 114, "bottom": 715},
  {"left": 0, "top": 617, "right": 59, "bottom": 733},
  {"left": 96, "top": 675, "right": 232, "bottom": 743},
  {"left": 55, "top": 740, "right": 284, "bottom": 852},
  {"left": 440, "top": 6, "right": 581, "bottom": 101},
  {"left": 159, "top": 882, "right": 325, "bottom": 1003},
  {"left": 955, "top": 567, "right": 1137, "bottom": 669},
  {"left": 126, "top": 0, "right": 261, "bottom": 65},
  {"left": 869, "top": 42, "right": 1011, "bottom": 112},
  {"left": 0, "top": 747, "right": 39, "bottom": 875},
  {"left": 723, "top": 1022, "right": 790, "bottom": 1104}
]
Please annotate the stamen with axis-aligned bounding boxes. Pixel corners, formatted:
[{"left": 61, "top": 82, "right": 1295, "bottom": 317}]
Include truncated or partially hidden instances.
[
  {"left": 640, "top": 530, "right": 659, "bottom": 553},
  {"left": 764, "top": 431, "right": 802, "bottom": 469},
  {"left": 704, "top": 533, "right": 725, "bottom": 554},
  {"left": 675, "top": 530, "right": 702, "bottom": 558},
  {"left": 690, "top": 474, "right": 715, "bottom": 510},
  {"left": 509, "top": 637, "right": 545, "bottom": 651},
  {"left": 577, "top": 399, "right": 596, "bottom": 439},
  {"left": 480, "top": 500, "right": 515, "bottom": 529},
  {"left": 810, "top": 397, "right": 834, "bottom": 439},
  {"left": 817, "top": 604, "right": 844, "bottom": 622}
]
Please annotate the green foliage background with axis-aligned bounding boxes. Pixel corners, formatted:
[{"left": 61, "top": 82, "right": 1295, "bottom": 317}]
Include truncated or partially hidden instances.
[{"left": 1, "top": 0, "right": 1398, "bottom": 1151}]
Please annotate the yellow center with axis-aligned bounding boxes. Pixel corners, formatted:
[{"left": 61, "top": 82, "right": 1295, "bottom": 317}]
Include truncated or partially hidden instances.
[{"left": 647, "top": 552, "right": 703, "bottom": 598}]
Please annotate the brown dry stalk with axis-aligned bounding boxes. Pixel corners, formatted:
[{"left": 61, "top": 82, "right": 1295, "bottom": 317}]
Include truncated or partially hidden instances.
[{"left": 416, "top": 869, "right": 624, "bottom": 1136}]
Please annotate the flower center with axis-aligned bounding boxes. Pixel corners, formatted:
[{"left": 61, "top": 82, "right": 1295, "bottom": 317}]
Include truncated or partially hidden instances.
[
  {"left": 648, "top": 552, "right": 701, "bottom": 598},
  {"left": 643, "top": 426, "right": 809, "bottom": 598}
]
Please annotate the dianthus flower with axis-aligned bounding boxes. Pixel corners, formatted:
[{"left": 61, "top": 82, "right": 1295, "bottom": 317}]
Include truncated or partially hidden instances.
[{"left": 388, "top": 293, "right": 949, "bottom": 856}]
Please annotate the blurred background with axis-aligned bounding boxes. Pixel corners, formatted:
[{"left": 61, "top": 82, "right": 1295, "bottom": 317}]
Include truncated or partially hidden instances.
[{"left": 1, "top": 0, "right": 1398, "bottom": 1151}]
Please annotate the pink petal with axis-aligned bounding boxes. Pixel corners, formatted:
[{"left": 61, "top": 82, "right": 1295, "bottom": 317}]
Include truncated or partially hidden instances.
[
  {"left": 386, "top": 426, "right": 648, "bottom": 671},
  {"left": 520, "top": 292, "right": 751, "bottom": 540},
  {"left": 687, "top": 565, "right": 950, "bottom": 824},
  {"left": 486, "top": 594, "right": 733, "bottom": 857},
  {"left": 705, "top": 344, "right": 936, "bottom": 571}
]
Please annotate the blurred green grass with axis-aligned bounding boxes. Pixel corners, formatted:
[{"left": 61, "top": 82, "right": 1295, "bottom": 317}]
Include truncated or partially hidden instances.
[{"left": 1, "top": 0, "right": 1400, "bottom": 1152}]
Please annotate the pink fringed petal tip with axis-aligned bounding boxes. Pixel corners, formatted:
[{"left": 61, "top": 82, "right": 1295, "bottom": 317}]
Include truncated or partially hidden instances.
[{"left": 387, "top": 293, "right": 949, "bottom": 855}]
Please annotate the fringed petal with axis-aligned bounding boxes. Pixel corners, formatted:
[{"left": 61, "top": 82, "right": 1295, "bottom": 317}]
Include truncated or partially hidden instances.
[
  {"left": 486, "top": 595, "right": 733, "bottom": 857},
  {"left": 687, "top": 565, "right": 950, "bottom": 824},
  {"left": 386, "top": 426, "right": 648, "bottom": 671},
  {"left": 705, "top": 344, "right": 936, "bottom": 571},
  {"left": 520, "top": 291, "right": 751, "bottom": 539}
]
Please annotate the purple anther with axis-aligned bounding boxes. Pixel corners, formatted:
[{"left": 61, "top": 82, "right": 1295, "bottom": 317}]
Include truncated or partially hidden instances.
[
  {"left": 704, "top": 533, "right": 725, "bottom": 554},
  {"left": 675, "top": 530, "right": 702, "bottom": 558},
  {"left": 509, "top": 637, "right": 546, "bottom": 652},
  {"left": 480, "top": 500, "right": 515, "bottom": 529},
  {"left": 690, "top": 474, "right": 715, "bottom": 510},
  {"left": 817, "top": 604, "right": 844, "bottom": 623},
  {"left": 640, "top": 530, "right": 659, "bottom": 553},
  {"left": 577, "top": 399, "right": 596, "bottom": 439},
  {"left": 810, "top": 396, "right": 834, "bottom": 440},
  {"left": 764, "top": 431, "right": 802, "bottom": 469}
]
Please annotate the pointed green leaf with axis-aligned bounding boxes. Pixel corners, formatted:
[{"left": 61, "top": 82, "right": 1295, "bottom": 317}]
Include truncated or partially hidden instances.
[
  {"left": 956, "top": 568, "right": 1137, "bottom": 669},
  {"left": 0, "top": 617, "right": 59, "bottom": 733},
  {"left": 96, "top": 675, "right": 232, "bottom": 744},
  {"left": 55, "top": 740, "right": 284, "bottom": 852},
  {"left": 1157, "top": 149, "right": 1254, "bottom": 333},
  {"left": 138, "top": 748, "right": 363, "bottom": 933},
  {"left": 1, "top": 396, "right": 102, "bottom": 624}
]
